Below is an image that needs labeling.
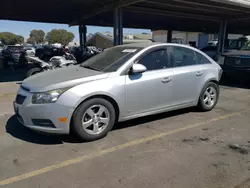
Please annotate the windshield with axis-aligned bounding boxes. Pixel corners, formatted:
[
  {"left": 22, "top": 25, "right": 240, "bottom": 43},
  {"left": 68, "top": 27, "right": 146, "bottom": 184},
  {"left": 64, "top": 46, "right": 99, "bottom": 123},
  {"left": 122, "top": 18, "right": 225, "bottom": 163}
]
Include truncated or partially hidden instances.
[
  {"left": 81, "top": 46, "right": 142, "bottom": 72},
  {"left": 240, "top": 41, "right": 250, "bottom": 50}
]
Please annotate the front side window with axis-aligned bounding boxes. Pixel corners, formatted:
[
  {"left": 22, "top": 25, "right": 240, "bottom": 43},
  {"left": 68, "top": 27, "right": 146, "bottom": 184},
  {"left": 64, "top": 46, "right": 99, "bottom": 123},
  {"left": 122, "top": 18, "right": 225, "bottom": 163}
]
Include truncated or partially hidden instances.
[
  {"left": 137, "top": 49, "right": 169, "bottom": 71},
  {"left": 171, "top": 46, "right": 196, "bottom": 67}
]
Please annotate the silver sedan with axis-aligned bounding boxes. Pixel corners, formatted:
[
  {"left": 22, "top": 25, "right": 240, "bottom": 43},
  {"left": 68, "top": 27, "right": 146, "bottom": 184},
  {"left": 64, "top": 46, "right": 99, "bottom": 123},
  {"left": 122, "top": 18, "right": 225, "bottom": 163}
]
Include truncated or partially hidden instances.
[{"left": 14, "top": 43, "right": 222, "bottom": 141}]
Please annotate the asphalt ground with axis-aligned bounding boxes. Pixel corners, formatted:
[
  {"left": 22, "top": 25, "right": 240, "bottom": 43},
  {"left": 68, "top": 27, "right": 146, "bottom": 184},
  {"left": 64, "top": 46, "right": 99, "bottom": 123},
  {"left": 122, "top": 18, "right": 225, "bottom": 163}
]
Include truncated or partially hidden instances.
[{"left": 0, "top": 78, "right": 250, "bottom": 188}]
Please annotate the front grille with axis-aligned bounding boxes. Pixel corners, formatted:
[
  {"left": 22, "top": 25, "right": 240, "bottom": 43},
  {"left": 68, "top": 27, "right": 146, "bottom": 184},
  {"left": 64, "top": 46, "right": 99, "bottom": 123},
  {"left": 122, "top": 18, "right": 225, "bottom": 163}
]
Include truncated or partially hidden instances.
[
  {"left": 15, "top": 94, "right": 26, "bottom": 105},
  {"left": 225, "top": 57, "right": 250, "bottom": 67},
  {"left": 32, "top": 119, "right": 56, "bottom": 128}
]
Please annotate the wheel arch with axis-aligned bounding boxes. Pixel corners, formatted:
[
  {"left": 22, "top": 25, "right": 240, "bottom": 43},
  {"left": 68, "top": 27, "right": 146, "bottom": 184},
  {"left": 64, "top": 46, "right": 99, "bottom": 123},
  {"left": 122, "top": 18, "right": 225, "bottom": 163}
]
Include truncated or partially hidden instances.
[
  {"left": 197, "top": 78, "right": 219, "bottom": 103},
  {"left": 70, "top": 94, "right": 120, "bottom": 131}
]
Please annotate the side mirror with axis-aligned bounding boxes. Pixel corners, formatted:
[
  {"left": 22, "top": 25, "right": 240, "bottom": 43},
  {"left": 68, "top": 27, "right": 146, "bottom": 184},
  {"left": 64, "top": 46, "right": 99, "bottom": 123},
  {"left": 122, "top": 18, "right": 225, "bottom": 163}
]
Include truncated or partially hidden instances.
[{"left": 131, "top": 63, "right": 147, "bottom": 74}]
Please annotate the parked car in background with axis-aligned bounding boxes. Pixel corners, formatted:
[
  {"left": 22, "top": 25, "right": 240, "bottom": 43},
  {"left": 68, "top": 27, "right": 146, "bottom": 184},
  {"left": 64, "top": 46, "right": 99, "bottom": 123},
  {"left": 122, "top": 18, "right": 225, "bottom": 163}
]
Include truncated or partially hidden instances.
[
  {"left": 24, "top": 46, "right": 36, "bottom": 56},
  {"left": 1, "top": 45, "right": 26, "bottom": 69},
  {"left": 218, "top": 41, "right": 250, "bottom": 78},
  {"left": 200, "top": 45, "right": 218, "bottom": 60},
  {"left": 201, "top": 37, "right": 249, "bottom": 60},
  {"left": 35, "top": 45, "right": 65, "bottom": 61},
  {"left": 14, "top": 43, "right": 222, "bottom": 141},
  {"left": 207, "top": 40, "right": 218, "bottom": 46}
]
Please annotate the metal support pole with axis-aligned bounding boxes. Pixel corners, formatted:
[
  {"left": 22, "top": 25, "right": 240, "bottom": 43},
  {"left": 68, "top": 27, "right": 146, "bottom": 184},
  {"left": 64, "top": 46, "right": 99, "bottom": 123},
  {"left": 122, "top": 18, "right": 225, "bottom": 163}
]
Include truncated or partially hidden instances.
[
  {"left": 113, "top": 8, "right": 119, "bottom": 46},
  {"left": 118, "top": 8, "right": 123, "bottom": 45},
  {"left": 217, "top": 20, "right": 227, "bottom": 55},
  {"left": 79, "top": 25, "right": 83, "bottom": 48},
  {"left": 83, "top": 25, "right": 87, "bottom": 45},
  {"left": 221, "top": 21, "right": 227, "bottom": 53},
  {"left": 167, "top": 30, "right": 172, "bottom": 43}
]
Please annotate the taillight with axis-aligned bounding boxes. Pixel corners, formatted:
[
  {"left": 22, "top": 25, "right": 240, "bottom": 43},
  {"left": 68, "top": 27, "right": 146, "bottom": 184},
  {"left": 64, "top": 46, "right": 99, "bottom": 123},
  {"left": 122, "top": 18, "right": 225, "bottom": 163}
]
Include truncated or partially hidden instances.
[{"left": 219, "top": 68, "right": 223, "bottom": 80}]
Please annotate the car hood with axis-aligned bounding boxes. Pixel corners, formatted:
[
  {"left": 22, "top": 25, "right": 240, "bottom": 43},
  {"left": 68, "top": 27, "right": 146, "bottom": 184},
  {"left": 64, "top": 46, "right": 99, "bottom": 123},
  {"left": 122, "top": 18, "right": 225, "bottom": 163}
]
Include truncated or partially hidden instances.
[
  {"left": 22, "top": 65, "right": 109, "bottom": 92},
  {"left": 222, "top": 50, "right": 250, "bottom": 57}
]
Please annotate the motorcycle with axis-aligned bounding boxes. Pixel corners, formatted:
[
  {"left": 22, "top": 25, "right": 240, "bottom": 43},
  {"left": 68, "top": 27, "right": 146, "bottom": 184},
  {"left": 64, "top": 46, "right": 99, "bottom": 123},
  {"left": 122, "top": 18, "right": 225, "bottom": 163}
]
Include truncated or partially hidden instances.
[
  {"left": 25, "top": 52, "right": 77, "bottom": 78},
  {"left": 70, "top": 46, "right": 102, "bottom": 63}
]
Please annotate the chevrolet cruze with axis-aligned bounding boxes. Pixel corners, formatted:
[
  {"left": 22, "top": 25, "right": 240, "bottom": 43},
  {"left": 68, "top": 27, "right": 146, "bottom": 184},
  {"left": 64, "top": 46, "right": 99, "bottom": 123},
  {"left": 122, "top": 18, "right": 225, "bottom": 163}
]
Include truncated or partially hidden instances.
[{"left": 14, "top": 43, "right": 222, "bottom": 141}]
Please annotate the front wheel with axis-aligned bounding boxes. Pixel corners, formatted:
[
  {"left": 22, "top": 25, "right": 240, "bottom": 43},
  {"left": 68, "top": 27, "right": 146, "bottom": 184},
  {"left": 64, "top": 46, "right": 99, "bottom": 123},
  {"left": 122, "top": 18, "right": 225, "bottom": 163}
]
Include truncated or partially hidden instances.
[
  {"left": 197, "top": 82, "right": 219, "bottom": 111},
  {"left": 26, "top": 68, "right": 43, "bottom": 78},
  {"left": 72, "top": 98, "right": 116, "bottom": 142}
]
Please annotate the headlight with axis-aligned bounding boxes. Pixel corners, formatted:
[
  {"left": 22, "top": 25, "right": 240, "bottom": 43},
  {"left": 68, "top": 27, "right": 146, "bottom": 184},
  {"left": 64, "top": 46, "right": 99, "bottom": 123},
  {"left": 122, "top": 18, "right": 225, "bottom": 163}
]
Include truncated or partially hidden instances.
[
  {"left": 32, "top": 88, "right": 68, "bottom": 104},
  {"left": 217, "top": 56, "right": 225, "bottom": 65}
]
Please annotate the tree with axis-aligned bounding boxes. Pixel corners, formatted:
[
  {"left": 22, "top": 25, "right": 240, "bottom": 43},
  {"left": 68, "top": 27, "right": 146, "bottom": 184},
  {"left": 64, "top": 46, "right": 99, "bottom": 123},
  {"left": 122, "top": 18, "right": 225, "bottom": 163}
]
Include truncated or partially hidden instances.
[
  {"left": 16, "top": 35, "right": 24, "bottom": 44},
  {"left": 26, "top": 37, "right": 36, "bottom": 44},
  {"left": 0, "top": 32, "right": 24, "bottom": 45},
  {"left": 46, "top": 29, "right": 75, "bottom": 45},
  {"left": 27, "top": 29, "right": 45, "bottom": 44}
]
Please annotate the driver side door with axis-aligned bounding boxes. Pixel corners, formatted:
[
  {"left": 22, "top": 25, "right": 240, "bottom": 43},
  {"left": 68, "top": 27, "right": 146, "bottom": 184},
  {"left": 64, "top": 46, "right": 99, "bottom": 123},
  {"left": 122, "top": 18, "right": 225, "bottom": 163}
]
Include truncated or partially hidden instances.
[{"left": 125, "top": 47, "right": 173, "bottom": 117}]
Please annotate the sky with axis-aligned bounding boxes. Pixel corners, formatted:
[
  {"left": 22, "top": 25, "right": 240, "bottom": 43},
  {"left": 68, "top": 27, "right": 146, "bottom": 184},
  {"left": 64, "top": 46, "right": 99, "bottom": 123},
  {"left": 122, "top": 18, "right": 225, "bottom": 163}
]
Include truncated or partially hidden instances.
[{"left": 0, "top": 20, "right": 150, "bottom": 42}]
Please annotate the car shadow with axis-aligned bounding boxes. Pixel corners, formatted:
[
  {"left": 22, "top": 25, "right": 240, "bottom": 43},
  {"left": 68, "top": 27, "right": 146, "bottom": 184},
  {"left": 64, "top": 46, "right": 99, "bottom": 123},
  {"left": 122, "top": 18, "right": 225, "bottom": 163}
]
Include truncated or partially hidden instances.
[
  {"left": 6, "top": 108, "right": 194, "bottom": 145},
  {"left": 113, "top": 107, "right": 194, "bottom": 131},
  {"left": 5, "top": 115, "right": 82, "bottom": 145}
]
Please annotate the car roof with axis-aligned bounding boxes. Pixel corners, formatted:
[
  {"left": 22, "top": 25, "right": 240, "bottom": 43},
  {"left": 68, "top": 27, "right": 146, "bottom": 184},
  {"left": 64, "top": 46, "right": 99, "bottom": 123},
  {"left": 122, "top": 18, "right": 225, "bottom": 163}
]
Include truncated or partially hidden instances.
[
  {"left": 118, "top": 42, "right": 163, "bottom": 48},
  {"left": 118, "top": 42, "right": 200, "bottom": 50}
]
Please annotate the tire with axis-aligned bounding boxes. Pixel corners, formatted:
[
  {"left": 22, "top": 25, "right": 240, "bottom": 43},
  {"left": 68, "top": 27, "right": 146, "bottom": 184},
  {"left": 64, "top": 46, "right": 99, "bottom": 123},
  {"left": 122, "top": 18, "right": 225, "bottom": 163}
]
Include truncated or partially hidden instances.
[
  {"left": 72, "top": 98, "right": 116, "bottom": 142},
  {"left": 26, "top": 68, "right": 43, "bottom": 78},
  {"left": 197, "top": 82, "right": 219, "bottom": 112}
]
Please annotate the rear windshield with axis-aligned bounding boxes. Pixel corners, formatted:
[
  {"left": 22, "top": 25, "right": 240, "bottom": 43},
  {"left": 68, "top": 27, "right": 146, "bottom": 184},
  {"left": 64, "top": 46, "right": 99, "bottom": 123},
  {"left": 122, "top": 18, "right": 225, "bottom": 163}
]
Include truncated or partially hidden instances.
[
  {"left": 81, "top": 46, "right": 142, "bottom": 72},
  {"left": 7, "top": 46, "right": 23, "bottom": 52}
]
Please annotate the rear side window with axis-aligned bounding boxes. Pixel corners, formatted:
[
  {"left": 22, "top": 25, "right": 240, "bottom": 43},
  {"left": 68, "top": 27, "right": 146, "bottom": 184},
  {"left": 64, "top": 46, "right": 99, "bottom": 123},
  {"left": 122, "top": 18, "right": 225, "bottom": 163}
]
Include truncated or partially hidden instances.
[
  {"left": 195, "top": 51, "right": 211, "bottom": 65},
  {"left": 171, "top": 46, "right": 196, "bottom": 67}
]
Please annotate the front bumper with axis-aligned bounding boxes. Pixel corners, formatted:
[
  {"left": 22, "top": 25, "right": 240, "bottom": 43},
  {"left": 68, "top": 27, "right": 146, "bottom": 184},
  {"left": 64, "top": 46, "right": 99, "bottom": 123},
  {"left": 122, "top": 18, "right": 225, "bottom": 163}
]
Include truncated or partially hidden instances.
[{"left": 14, "top": 87, "right": 74, "bottom": 134}]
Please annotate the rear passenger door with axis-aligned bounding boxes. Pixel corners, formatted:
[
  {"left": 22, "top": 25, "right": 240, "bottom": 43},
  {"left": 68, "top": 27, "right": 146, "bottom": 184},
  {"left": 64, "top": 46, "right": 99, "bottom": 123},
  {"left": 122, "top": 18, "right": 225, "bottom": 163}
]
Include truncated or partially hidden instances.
[{"left": 170, "top": 46, "right": 209, "bottom": 106}]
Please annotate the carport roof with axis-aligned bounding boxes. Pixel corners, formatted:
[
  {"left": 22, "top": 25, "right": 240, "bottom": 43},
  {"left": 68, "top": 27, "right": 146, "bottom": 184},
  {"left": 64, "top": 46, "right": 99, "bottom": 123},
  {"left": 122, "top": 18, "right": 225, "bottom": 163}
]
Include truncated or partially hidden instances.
[{"left": 2, "top": 0, "right": 250, "bottom": 33}]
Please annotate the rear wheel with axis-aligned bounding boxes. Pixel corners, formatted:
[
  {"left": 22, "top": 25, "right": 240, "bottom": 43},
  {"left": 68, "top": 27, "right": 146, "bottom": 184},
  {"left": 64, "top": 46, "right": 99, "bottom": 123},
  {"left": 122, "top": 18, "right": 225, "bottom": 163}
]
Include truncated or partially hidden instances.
[
  {"left": 72, "top": 98, "right": 116, "bottom": 142},
  {"left": 198, "top": 82, "right": 219, "bottom": 111}
]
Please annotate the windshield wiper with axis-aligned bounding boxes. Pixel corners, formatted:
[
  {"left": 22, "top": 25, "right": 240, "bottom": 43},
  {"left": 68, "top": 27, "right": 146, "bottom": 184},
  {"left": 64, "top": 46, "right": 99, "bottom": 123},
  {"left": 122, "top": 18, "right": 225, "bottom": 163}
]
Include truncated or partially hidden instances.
[{"left": 81, "top": 64, "right": 102, "bottom": 71}]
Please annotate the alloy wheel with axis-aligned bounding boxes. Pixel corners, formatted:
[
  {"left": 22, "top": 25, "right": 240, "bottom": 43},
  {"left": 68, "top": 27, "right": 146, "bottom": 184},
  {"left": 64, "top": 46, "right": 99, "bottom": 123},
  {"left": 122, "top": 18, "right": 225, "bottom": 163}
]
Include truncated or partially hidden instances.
[
  {"left": 203, "top": 87, "right": 217, "bottom": 108},
  {"left": 82, "top": 105, "right": 110, "bottom": 135}
]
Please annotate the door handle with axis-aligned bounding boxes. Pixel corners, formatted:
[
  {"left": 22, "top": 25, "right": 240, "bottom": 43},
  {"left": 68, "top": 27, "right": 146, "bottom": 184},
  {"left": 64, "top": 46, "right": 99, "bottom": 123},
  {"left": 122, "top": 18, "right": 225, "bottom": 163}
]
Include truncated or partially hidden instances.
[
  {"left": 162, "top": 77, "right": 172, "bottom": 83},
  {"left": 196, "top": 71, "right": 203, "bottom": 76}
]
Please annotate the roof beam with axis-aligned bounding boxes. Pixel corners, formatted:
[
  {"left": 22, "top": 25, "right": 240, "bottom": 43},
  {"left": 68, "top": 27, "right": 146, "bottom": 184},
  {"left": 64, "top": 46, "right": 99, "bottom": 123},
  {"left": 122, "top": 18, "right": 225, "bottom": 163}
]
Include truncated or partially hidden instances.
[
  {"left": 70, "top": 0, "right": 145, "bottom": 26},
  {"left": 170, "top": 0, "right": 250, "bottom": 13},
  {"left": 229, "top": 16, "right": 250, "bottom": 22},
  {"left": 143, "top": 0, "right": 241, "bottom": 15},
  {"left": 209, "top": 0, "right": 250, "bottom": 8},
  {"left": 126, "top": 6, "right": 221, "bottom": 21}
]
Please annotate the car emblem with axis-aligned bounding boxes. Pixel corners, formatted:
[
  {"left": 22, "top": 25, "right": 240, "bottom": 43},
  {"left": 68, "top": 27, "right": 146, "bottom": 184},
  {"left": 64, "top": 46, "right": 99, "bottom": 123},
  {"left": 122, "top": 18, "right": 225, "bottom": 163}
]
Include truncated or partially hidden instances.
[{"left": 235, "top": 59, "right": 241, "bottom": 65}]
